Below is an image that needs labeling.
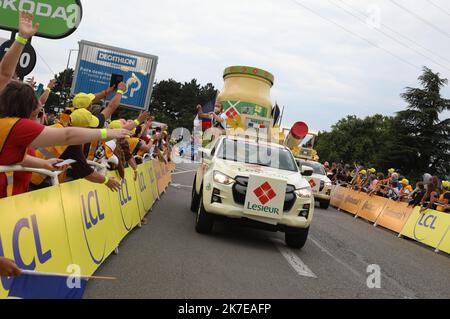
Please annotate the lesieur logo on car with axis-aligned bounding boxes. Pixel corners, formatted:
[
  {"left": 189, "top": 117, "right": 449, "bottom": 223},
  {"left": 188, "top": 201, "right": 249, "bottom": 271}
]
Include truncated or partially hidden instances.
[{"left": 254, "top": 182, "right": 277, "bottom": 205}]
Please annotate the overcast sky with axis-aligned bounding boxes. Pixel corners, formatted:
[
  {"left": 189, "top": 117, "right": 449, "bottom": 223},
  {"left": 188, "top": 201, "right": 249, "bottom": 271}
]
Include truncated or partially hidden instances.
[{"left": 1, "top": 0, "right": 449, "bottom": 131}]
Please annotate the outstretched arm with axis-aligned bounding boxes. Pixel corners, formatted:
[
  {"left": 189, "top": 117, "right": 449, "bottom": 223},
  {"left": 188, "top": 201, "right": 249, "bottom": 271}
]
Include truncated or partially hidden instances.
[
  {"left": 31, "top": 127, "right": 132, "bottom": 149},
  {"left": 0, "top": 12, "right": 40, "bottom": 91},
  {"left": 101, "top": 82, "right": 126, "bottom": 119},
  {"left": 39, "top": 79, "right": 57, "bottom": 106}
]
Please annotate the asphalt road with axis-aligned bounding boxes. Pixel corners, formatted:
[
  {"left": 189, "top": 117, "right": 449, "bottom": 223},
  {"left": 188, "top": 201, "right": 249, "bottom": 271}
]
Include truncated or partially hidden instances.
[{"left": 84, "top": 163, "right": 450, "bottom": 299}]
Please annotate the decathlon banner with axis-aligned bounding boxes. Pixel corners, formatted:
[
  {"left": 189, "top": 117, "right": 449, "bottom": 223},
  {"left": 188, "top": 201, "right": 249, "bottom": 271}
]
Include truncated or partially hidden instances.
[
  {"left": 401, "top": 207, "right": 450, "bottom": 253},
  {"left": 0, "top": 187, "right": 74, "bottom": 299},
  {"left": 0, "top": 0, "right": 83, "bottom": 39},
  {"left": 72, "top": 40, "right": 158, "bottom": 111}
]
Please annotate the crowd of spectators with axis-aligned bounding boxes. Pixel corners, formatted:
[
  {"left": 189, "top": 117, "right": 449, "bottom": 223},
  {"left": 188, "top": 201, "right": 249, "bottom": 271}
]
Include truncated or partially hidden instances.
[
  {"left": 323, "top": 162, "right": 450, "bottom": 214},
  {"left": 0, "top": 13, "right": 173, "bottom": 276}
]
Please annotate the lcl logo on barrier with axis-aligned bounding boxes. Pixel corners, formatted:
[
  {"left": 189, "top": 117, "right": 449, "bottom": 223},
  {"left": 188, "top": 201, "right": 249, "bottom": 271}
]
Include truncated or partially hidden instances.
[
  {"left": 81, "top": 191, "right": 106, "bottom": 265},
  {"left": 118, "top": 178, "right": 133, "bottom": 231},
  {"left": 138, "top": 172, "right": 147, "bottom": 193},
  {"left": 414, "top": 211, "right": 438, "bottom": 242},
  {"left": 119, "top": 178, "right": 132, "bottom": 206},
  {"left": 0, "top": 215, "right": 51, "bottom": 291}
]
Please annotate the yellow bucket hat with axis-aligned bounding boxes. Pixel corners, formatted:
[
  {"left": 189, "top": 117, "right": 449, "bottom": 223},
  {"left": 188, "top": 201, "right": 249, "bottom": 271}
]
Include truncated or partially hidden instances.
[
  {"left": 359, "top": 170, "right": 367, "bottom": 175},
  {"left": 73, "top": 93, "right": 96, "bottom": 109},
  {"left": 401, "top": 179, "right": 409, "bottom": 186},
  {"left": 70, "top": 109, "right": 100, "bottom": 128},
  {"left": 109, "top": 119, "right": 136, "bottom": 134},
  {"left": 442, "top": 181, "right": 450, "bottom": 189},
  {"left": 369, "top": 168, "right": 377, "bottom": 174}
]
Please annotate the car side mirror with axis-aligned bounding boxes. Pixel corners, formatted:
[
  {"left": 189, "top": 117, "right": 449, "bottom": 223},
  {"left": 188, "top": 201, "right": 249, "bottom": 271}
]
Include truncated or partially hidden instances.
[{"left": 302, "top": 166, "right": 314, "bottom": 177}]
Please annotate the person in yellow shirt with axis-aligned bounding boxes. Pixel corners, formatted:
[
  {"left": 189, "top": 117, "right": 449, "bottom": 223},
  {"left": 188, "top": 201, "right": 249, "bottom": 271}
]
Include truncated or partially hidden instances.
[
  {"left": 398, "top": 179, "right": 413, "bottom": 202},
  {"left": 437, "top": 181, "right": 450, "bottom": 213}
]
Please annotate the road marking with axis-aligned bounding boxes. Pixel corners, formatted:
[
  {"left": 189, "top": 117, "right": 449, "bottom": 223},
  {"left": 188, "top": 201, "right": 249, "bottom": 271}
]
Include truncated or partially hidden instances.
[
  {"left": 170, "top": 184, "right": 193, "bottom": 189},
  {"left": 172, "top": 170, "right": 197, "bottom": 175},
  {"left": 310, "top": 236, "right": 418, "bottom": 299},
  {"left": 272, "top": 239, "right": 317, "bottom": 279}
]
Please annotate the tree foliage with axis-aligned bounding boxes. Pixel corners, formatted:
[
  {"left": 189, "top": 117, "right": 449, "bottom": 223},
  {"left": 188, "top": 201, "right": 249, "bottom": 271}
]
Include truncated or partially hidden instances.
[{"left": 316, "top": 67, "right": 450, "bottom": 179}]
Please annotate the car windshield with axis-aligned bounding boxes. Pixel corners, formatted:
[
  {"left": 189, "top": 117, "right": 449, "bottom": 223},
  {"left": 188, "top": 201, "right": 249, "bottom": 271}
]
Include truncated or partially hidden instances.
[
  {"left": 217, "top": 139, "right": 298, "bottom": 172},
  {"left": 298, "top": 161, "right": 326, "bottom": 175}
]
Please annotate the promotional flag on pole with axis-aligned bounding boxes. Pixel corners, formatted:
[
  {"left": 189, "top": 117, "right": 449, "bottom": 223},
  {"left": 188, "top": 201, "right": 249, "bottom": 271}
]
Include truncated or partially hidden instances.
[
  {"left": 201, "top": 99, "right": 215, "bottom": 130},
  {"left": 8, "top": 271, "right": 88, "bottom": 299}
]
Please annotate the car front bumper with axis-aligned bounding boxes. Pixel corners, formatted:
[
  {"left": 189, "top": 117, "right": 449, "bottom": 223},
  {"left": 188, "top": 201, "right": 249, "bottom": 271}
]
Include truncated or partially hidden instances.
[{"left": 202, "top": 181, "right": 314, "bottom": 230}]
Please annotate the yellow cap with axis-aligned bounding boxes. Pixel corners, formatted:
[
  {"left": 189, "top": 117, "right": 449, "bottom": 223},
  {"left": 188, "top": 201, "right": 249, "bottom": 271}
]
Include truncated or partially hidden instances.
[
  {"left": 109, "top": 119, "right": 136, "bottom": 135},
  {"left": 72, "top": 93, "right": 96, "bottom": 109},
  {"left": 401, "top": 179, "right": 409, "bottom": 185},
  {"left": 442, "top": 181, "right": 450, "bottom": 189},
  {"left": 359, "top": 170, "right": 367, "bottom": 175},
  {"left": 388, "top": 168, "right": 395, "bottom": 174},
  {"left": 70, "top": 109, "right": 100, "bottom": 128},
  {"left": 369, "top": 168, "right": 377, "bottom": 174},
  {"left": 109, "top": 120, "right": 124, "bottom": 129}
]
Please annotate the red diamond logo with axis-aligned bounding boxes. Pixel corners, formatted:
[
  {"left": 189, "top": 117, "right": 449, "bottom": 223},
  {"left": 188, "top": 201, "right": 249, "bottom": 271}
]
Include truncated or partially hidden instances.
[
  {"left": 254, "top": 182, "right": 277, "bottom": 205},
  {"left": 309, "top": 179, "right": 316, "bottom": 188},
  {"left": 225, "top": 106, "right": 239, "bottom": 119}
]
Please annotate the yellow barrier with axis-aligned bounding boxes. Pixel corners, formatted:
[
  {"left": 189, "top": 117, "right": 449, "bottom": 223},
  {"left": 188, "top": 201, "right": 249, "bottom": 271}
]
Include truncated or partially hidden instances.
[
  {"left": 154, "top": 159, "right": 172, "bottom": 195},
  {"left": 401, "top": 207, "right": 450, "bottom": 253},
  {"left": 375, "top": 201, "right": 413, "bottom": 234},
  {"left": 357, "top": 195, "right": 388, "bottom": 223},
  {"left": 330, "top": 186, "right": 449, "bottom": 255},
  {"left": 0, "top": 187, "right": 74, "bottom": 298},
  {"left": 339, "top": 188, "right": 366, "bottom": 215},
  {"left": 330, "top": 186, "right": 346, "bottom": 208},
  {"left": 0, "top": 159, "right": 175, "bottom": 298}
]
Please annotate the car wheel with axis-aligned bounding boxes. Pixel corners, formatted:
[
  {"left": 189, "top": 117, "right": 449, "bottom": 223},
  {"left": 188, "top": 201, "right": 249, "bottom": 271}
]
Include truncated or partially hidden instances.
[
  {"left": 285, "top": 228, "right": 309, "bottom": 249},
  {"left": 190, "top": 176, "right": 200, "bottom": 213},
  {"left": 196, "top": 194, "right": 214, "bottom": 234},
  {"left": 320, "top": 200, "right": 330, "bottom": 210}
]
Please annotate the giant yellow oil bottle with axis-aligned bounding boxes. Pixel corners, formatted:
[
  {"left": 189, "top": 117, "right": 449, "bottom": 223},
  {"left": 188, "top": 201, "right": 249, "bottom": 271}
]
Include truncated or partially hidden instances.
[{"left": 217, "top": 66, "right": 274, "bottom": 130}]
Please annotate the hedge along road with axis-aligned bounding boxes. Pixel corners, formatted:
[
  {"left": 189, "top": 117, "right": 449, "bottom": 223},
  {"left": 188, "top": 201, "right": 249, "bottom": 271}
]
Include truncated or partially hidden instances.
[{"left": 84, "top": 163, "right": 450, "bottom": 299}]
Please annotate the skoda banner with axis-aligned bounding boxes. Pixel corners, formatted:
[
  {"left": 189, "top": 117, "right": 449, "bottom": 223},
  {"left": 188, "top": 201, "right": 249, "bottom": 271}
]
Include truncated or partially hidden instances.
[
  {"left": 0, "top": 0, "right": 83, "bottom": 39},
  {"left": 72, "top": 40, "right": 158, "bottom": 111}
]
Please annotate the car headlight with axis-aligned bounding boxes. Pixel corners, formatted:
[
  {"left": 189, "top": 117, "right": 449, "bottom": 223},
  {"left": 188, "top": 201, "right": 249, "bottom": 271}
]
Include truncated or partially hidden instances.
[
  {"left": 295, "top": 187, "right": 313, "bottom": 198},
  {"left": 213, "top": 171, "right": 235, "bottom": 185}
]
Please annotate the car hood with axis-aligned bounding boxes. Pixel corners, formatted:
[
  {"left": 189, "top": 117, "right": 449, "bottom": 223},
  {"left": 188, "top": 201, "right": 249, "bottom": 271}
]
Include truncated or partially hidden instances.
[{"left": 214, "top": 159, "right": 310, "bottom": 189}]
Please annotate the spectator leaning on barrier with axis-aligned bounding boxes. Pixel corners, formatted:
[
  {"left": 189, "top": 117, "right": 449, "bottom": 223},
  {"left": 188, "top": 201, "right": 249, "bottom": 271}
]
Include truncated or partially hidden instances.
[
  {"left": 420, "top": 180, "right": 440, "bottom": 213},
  {"left": 30, "top": 109, "right": 130, "bottom": 192},
  {"left": 0, "top": 82, "right": 130, "bottom": 198},
  {"left": 398, "top": 179, "right": 413, "bottom": 202},
  {"left": 436, "top": 181, "right": 450, "bottom": 213},
  {"left": 408, "top": 182, "right": 426, "bottom": 207}
]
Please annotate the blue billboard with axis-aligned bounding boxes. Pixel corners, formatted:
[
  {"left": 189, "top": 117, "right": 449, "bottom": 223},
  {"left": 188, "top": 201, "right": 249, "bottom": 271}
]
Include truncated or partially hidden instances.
[{"left": 72, "top": 41, "right": 158, "bottom": 111}]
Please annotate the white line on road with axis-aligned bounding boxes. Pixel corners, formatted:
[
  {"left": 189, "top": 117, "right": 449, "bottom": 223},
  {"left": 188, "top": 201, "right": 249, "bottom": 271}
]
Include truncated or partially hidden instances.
[
  {"left": 272, "top": 239, "right": 317, "bottom": 279},
  {"left": 172, "top": 170, "right": 197, "bottom": 175},
  {"left": 310, "top": 236, "right": 418, "bottom": 299},
  {"left": 170, "top": 184, "right": 193, "bottom": 189}
]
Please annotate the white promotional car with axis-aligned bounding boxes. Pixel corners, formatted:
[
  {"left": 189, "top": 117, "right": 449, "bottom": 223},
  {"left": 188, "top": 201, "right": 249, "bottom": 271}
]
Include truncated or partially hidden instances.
[
  {"left": 191, "top": 136, "right": 315, "bottom": 249},
  {"left": 296, "top": 160, "right": 332, "bottom": 209}
]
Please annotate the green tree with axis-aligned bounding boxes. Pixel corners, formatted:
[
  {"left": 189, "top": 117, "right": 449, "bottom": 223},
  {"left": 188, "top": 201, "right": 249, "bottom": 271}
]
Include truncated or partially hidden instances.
[
  {"left": 385, "top": 67, "right": 450, "bottom": 178},
  {"left": 316, "top": 115, "right": 395, "bottom": 168},
  {"left": 148, "top": 79, "right": 217, "bottom": 131}
]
